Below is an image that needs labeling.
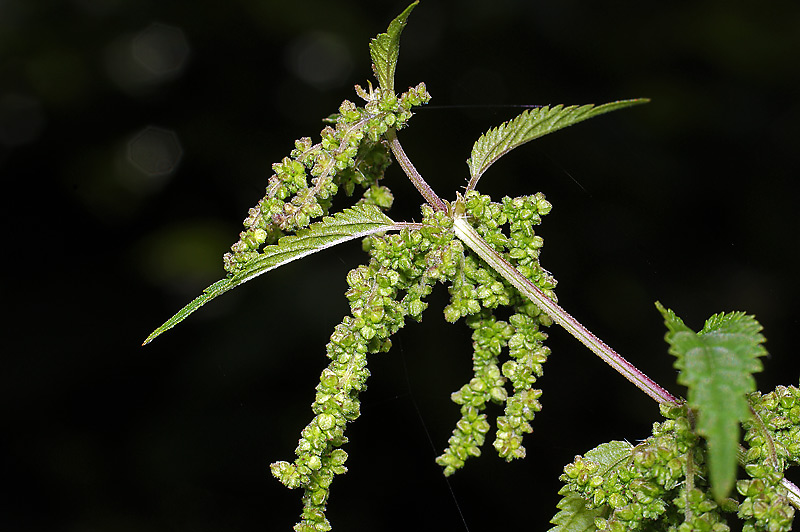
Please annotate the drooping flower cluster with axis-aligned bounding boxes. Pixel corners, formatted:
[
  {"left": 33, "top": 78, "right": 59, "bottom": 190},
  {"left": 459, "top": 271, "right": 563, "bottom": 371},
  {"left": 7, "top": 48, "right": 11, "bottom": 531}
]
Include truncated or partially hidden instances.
[
  {"left": 271, "top": 205, "right": 461, "bottom": 532},
  {"left": 436, "top": 190, "right": 556, "bottom": 475},
  {"left": 270, "top": 189, "right": 566, "bottom": 529},
  {"left": 223, "top": 82, "right": 431, "bottom": 273}
]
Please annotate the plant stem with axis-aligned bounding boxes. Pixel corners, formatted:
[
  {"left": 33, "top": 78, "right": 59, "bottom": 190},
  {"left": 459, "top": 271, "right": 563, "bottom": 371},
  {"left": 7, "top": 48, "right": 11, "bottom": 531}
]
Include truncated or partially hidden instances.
[
  {"left": 782, "top": 478, "right": 800, "bottom": 509},
  {"left": 386, "top": 129, "right": 447, "bottom": 212},
  {"left": 684, "top": 433, "right": 696, "bottom": 523},
  {"left": 455, "top": 213, "right": 800, "bottom": 511},
  {"left": 742, "top": 411, "right": 800, "bottom": 510},
  {"left": 454, "top": 205, "right": 800, "bottom": 510},
  {"left": 452, "top": 216, "right": 680, "bottom": 406}
]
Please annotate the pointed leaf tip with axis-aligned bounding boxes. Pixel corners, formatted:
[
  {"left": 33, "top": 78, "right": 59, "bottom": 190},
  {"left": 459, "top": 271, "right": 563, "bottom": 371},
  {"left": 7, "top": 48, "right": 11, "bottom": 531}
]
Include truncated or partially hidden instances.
[
  {"left": 142, "top": 205, "right": 397, "bottom": 345},
  {"left": 466, "top": 98, "right": 649, "bottom": 191},
  {"left": 659, "top": 304, "right": 766, "bottom": 501},
  {"left": 369, "top": 1, "right": 419, "bottom": 93}
]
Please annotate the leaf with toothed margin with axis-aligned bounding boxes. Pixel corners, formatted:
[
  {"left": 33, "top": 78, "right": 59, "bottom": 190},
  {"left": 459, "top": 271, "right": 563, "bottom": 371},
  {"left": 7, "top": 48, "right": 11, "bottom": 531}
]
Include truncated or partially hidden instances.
[
  {"left": 549, "top": 492, "right": 606, "bottom": 532},
  {"left": 143, "top": 205, "right": 396, "bottom": 345},
  {"left": 657, "top": 302, "right": 765, "bottom": 502},
  {"left": 369, "top": 1, "right": 418, "bottom": 94},
  {"left": 549, "top": 441, "right": 633, "bottom": 532},
  {"left": 466, "top": 99, "right": 649, "bottom": 191},
  {"left": 583, "top": 440, "right": 634, "bottom": 473}
]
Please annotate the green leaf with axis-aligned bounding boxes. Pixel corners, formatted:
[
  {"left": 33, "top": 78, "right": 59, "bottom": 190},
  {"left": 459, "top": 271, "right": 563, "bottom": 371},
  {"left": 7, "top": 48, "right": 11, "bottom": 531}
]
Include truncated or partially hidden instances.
[
  {"left": 549, "top": 491, "right": 605, "bottom": 532},
  {"left": 656, "top": 302, "right": 766, "bottom": 501},
  {"left": 143, "top": 205, "right": 397, "bottom": 345},
  {"left": 584, "top": 440, "right": 634, "bottom": 474},
  {"left": 369, "top": 1, "right": 418, "bottom": 93},
  {"left": 465, "top": 99, "right": 649, "bottom": 191},
  {"left": 550, "top": 441, "right": 632, "bottom": 532}
]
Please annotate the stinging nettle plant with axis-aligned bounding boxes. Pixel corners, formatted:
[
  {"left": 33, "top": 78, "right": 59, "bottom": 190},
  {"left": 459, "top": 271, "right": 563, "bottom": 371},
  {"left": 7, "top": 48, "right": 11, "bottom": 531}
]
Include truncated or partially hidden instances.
[{"left": 144, "top": 3, "right": 800, "bottom": 531}]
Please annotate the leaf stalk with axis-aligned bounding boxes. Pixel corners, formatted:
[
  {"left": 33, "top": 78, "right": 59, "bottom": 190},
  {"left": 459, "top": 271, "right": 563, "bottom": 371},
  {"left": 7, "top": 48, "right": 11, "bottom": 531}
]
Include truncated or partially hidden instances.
[{"left": 386, "top": 129, "right": 447, "bottom": 212}]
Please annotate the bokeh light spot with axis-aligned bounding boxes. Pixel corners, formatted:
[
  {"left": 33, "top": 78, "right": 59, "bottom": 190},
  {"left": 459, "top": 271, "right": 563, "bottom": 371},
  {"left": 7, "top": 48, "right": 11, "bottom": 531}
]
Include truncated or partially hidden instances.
[
  {"left": 285, "top": 32, "right": 353, "bottom": 90},
  {"left": 105, "top": 23, "right": 190, "bottom": 94},
  {"left": 127, "top": 126, "right": 182, "bottom": 176},
  {"left": 132, "top": 23, "right": 190, "bottom": 78}
]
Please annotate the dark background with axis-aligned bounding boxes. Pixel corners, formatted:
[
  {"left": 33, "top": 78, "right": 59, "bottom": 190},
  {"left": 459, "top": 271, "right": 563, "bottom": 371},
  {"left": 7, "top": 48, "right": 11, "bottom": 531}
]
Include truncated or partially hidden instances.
[{"left": 3, "top": 0, "right": 799, "bottom": 530}]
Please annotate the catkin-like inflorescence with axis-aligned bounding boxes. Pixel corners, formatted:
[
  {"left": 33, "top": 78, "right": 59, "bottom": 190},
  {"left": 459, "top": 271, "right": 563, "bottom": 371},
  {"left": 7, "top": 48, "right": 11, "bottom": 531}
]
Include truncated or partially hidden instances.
[
  {"left": 436, "top": 315, "right": 514, "bottom": 476},
  {"left": 744, "top": 386, "right": 800, "bottom": 470},
  {"left": 737, "top": 385, "right": 800, "bottom": 532},
  {"left": 559, "top": 404, "right": 727, "bottom": 532},
  {"left": 437, "top": 191, "right": 556, "bottom": 475},
  {"left": 554, "top": 390, "right": 800, "bottom": 532},
  {"left": 271, "top": 204, "right": 457, "bottom": 532},
  {"left": 223, "top": 82, "right": 430, "bottom": 274},
  {"left": 494, "top": 309, "right": 550, "bottom": 461},
  {"left": 270, "top": 261, "right": 409, "bottom": 532}
]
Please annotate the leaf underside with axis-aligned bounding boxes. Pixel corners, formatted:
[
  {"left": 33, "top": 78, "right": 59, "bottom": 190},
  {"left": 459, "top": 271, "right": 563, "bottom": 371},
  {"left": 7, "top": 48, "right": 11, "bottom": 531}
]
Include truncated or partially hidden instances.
[
  {"left": 549, "top": 441, "right": 632, "bottom": 532},
  {"left": 466, "top": 99, "right": 649, "bottom": 191},
  {"left": 143, "top": 205, "right": 397, "bottom": 345},
  {"left": 657, "top": 302, "right": 766, "bottom": 501},
  {"left": 369, "top": 1, "right": 418, "bottom": 93}
]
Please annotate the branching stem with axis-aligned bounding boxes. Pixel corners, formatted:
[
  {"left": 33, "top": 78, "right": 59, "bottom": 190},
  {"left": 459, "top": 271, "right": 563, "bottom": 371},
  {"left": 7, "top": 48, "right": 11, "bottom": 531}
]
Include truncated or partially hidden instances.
[
  {"left": 386, "top": 129, "right": 447, "bottom": 212},
  {"left": 452, "top": 215, "right": 800, "bottom": 511},
  {"left": 452, "top": 216, "right": 680, "bottom": 406}
]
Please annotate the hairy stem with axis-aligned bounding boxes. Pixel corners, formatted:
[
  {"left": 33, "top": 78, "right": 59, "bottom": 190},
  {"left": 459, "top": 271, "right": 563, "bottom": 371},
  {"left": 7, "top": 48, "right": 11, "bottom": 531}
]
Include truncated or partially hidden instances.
[
  {"left": 782, "top": 478, "right": 800, "bottom": 509},
  {"left": 452, "top": 214, "right": 800, "bottom": 510},
  {"left": 684, "top": 443, "right": 696, "bottom": 522},
  {"left": 386, "top": 129, "right": 447, "bottom": 212},
  {"left": 748, "top": 406, "right": 780, "bottom": 467},
  {"left": 452, "top": 216, "right": 680, "bottom": 406},
  {"left": 684, "top": 409, "right": 697, "bottom": 521}
]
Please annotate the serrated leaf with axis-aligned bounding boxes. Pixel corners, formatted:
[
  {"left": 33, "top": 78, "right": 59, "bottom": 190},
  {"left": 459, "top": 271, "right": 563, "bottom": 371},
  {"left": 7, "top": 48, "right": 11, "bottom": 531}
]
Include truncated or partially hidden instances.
[
  {"left": 656, "top": 302, "right": 766, "bottom": 501},
  {"left": 549, "top": 441, "right": 631, "bottom": 532},
  {"left": 549, "top": 492, "right": 605, "bottom": 532},
  {"left": 465, "top": 99, "right": 649, "bottom": 191},
  {"left": 143, "top": 205, "right": 396, "bottom": 345},
  {"left": 369, "top": 1, "right": 418, "bottom": 93},
  {"left": 584, "top": 440, "right": 634, "bottom": 474}
]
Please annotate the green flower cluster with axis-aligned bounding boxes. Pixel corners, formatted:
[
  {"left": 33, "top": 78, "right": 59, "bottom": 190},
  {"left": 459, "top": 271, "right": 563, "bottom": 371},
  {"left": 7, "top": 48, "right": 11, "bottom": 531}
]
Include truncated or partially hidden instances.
[
  {"left": 436, "top": 191, "right": 555, "bottom": 475},
  {"left": 354, "top": 82, "right": 431, "bottom": 141},
  {"left": 223, "top": 82, "right": 431, "bottom": 274},
  {"left": 436, "top": 315, "right": 513, "bottom": 476},
  {"left": 745, "top": 385, "right": 800, "bottom": 469},
  {"left": 444, "top": 191, "right": 556, "bottom": 321},
  {"left": 558, "top": 404, "right": 736, "bottom": 532},
  {"left": 737, "top": 463, "right": 794, "bottom": 532},
  {"left": 672, "top": 485, "right": 735, "bottom": 532},
  {"left": 738, "top": 385, "right": 800, "bottom": 532},
  {"left": 471, "top": 191, "right": 556, "bottom": 290},
  {"left": 270, "top": 204, "right": 460, "bottom": 532},
  {"left": 494, "top": 310, "right": 550, "bottom": 461},
  {"left": 555, "top": 390, "right": 800, "bottom": 532}
]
